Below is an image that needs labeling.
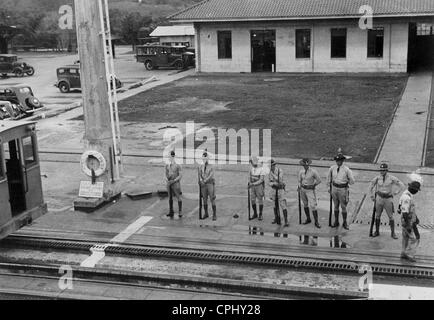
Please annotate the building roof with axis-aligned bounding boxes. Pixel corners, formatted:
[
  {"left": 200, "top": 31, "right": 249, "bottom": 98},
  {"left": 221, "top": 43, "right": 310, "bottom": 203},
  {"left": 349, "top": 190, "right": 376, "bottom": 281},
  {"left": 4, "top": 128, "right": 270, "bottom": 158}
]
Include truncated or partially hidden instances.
[
  {"left": 169, "top": 0, "right": 434, "bottom": 22},
  {"left": 150, "top": 25, "right": 195, "bottom": 37}
]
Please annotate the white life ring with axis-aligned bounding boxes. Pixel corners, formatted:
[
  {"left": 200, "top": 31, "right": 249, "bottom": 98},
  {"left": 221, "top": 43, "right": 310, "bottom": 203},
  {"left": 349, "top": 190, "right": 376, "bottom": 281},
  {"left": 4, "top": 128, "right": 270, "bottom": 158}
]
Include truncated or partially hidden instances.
[{"left": 80, "top": 150, "right": 107, "bottom": 177}]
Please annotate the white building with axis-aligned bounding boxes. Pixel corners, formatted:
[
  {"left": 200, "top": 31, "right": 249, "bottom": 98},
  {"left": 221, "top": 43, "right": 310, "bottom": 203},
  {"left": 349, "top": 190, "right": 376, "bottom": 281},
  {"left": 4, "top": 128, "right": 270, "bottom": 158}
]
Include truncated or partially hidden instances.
[
  {"left": 169, "top": 0, "right": 434, "bottom": 73},
  {"left": 150, "top": 25, "right": 195, "bottom": 48}
]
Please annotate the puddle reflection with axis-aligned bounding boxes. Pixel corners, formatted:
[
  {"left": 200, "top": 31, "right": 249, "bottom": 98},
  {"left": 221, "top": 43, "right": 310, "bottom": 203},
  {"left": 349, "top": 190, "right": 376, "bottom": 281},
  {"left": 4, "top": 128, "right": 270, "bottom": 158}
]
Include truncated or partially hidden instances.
[{"left": 247, "top": 226, "right": 351, "bottom": 249}]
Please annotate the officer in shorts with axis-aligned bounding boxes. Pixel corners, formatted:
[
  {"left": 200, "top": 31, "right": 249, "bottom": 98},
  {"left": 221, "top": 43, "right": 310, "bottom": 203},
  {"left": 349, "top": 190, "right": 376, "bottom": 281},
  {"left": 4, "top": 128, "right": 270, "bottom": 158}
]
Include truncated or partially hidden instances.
[{"left": 248, "top": 156, "right": 265, "bottom": 220}]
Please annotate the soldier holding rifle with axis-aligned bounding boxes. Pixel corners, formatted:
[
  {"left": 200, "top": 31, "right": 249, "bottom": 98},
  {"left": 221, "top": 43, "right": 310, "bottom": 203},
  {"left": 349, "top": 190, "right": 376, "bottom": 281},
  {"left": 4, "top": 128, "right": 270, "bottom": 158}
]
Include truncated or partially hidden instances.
[
  {"left": 368, "top": 163, "right": 405, "bottom": 239},
  {"left": 165, "top": 151, "right": 183, "bottom": 219},
  {"left": 198, "top": 150, "right": 217, "bottom": 221},
  {"left": 269, "top": 159, "right": 289, "bottom": 227},
  {"left": 327, "top": 152, "right": 355, "bottom": 230},
  {"left": 248, "top": 156, "right": 265, "bottom": 221},
  {"left": 298, "top": 158, "right": 322, "bottom": 228}
]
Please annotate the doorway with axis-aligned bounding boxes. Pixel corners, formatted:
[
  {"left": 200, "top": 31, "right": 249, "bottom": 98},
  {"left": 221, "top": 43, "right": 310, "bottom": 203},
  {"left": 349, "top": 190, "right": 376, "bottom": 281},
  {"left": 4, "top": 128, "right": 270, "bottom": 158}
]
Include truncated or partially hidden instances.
[
  {"left": 251, "top": 30, "right": 276, "bottom": 72},
  {"left": 4, "top": 139, "right": 26, "bottom": 215},
  {"left": 408, "top": 23, "right": 434, "bottom": 72}
]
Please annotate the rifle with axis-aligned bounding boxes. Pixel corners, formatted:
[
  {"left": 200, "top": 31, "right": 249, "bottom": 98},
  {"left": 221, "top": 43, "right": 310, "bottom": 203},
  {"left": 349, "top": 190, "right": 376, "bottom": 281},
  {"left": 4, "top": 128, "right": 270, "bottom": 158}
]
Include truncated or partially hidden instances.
[
  {"left": 329, "top": 169, "right": 333, "bottom": 227},
  {"left": 248, "top": 183, "right": 251, "bottom": 221},
  {"left": 275, "top": 169, "right": 281, "bottom": 225},
  {"left": 298, "top": 187, "right": 302, "bottom": 225},
  {"left": 369, "top": 180, "right": 378, "bottom": 237},
  {"left": 198, "top": 168, "right": 203, "bottom": 220}
]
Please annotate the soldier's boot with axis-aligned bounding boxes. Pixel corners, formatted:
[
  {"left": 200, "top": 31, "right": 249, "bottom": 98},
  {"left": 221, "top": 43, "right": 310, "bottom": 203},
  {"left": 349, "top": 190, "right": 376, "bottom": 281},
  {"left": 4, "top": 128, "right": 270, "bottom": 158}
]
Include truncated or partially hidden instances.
[
  {"left": 373, "top": 219, "right": 381, "bottom": 237},
  {"left": 212, "top": 205, "right": 217, "bottom": 221},
  {"left": 303, "top": 207, "right": 311, "bottom": 225},
  {"left": 283, "top": 209, "right": 289, "bottom": 227},
  {"left": 332, "top": 211, "right": 340, "bottom": 228},
  {"left": 203, "top": 205, "right": 209, "bottom": 219},
  {"left": 251, "top": 204, "right": 258, "bottom": 220},
  {"left": 166, "top": 199, "right": 174, "bottom": 218},
  {"left": 259, "top": 205, "right": 264, "bottom": 222},
  {"left": 390, "top": 220, "right": 398, "bottom": 239},
  {"left": 342, "top": 211, "right": 349, "bottom": 230},
  {"left": 313, "top": 210, "right": 321, "bottom": 229},
  {"left": 272, "top": 207, "right": 278, "bottom": 224},
  {"left": 178, "top": 201, "right": 183, "bottom": 218}
]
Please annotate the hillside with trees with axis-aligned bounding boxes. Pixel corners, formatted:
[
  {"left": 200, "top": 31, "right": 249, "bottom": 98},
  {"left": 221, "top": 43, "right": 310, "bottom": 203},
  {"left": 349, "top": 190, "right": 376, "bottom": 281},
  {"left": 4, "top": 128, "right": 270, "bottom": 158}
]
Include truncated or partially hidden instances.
[{"left": 0, "top": 0, "right": 202, "bottom": 51}]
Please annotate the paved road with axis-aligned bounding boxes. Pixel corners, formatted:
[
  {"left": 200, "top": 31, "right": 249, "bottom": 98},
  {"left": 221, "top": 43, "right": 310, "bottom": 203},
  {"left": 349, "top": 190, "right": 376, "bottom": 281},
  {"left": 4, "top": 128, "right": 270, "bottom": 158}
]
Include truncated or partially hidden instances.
[{"left": 0, "top": 46, "right": 177, "bottom": 108}]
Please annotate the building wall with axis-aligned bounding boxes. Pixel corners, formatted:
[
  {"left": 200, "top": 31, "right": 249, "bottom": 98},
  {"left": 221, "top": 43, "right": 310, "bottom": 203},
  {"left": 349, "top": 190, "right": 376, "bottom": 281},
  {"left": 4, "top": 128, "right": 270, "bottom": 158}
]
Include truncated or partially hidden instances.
[
  {"left": 159, "top": 35, "right": 195, "bottom": 48},
  {"left": 196, "top": 20, "right": 409, "bottom": 73}
]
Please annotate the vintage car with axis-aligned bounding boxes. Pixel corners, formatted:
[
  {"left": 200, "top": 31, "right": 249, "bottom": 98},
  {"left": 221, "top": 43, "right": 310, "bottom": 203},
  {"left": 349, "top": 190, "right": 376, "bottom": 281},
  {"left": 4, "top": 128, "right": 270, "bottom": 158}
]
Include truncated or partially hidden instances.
[
  {"left": 135, "top": 44, "right": 195, "bottom": 70},
  {"left": 54, "top": 64, "right": 122, "bottom": 93},
  {"left": 0, "top": 101, "right": 22, "bottom": 120},
  {"left": 0, "top": 85, "right": 43, "bottom": 115},
  {"left": 0, "top": 54, "right": 35, "bottom": 77}
]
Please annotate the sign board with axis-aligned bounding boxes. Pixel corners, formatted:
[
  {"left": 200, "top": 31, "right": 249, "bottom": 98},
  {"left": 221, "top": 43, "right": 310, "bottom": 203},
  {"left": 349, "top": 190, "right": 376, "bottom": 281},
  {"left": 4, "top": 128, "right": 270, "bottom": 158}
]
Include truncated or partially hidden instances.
[{"left": 79, "top": 181, "right": 104, "bottom": 199}]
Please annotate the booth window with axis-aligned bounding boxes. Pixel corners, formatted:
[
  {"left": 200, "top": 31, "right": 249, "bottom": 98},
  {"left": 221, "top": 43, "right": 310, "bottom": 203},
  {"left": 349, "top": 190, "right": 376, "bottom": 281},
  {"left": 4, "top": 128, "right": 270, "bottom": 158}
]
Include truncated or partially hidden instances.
[
  {"left": 331, "top": 28, "right": 347, "bottom": 58},
  {"left": 296, "top": 29, "right": 311, "bottom": 58},
  {"left": 217, "top": 31, "right": 232, "bottom": 59},
  {"left": 22, "top": 136, "right": 36, "bottom": 166},
  {"left": 367, "top": 28, "right": 384, "bottom": 58}
]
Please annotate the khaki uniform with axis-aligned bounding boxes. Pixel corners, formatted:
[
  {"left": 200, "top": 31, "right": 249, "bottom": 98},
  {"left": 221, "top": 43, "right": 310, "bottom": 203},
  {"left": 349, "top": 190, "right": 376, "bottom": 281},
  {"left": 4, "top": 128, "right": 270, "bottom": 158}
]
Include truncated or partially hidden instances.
[
  {"left": 369, "top": 174, "right": 405, "bottom": 220},
  {"left": 399, "top": 190, "right": 420, "bottom": 259},
  {"left": 299, "top": 167, "right": 321, "bottom": 211},
  {"left": 327, "top": 165, "right": 355, "bottom": 213},
  {"left": 250, "top": 166, "right": 265, "bottom": 205},
  {"left": 199, "top": 163, "right": 216, "bottom": 205},
  {"left": 269, "top": 167, "right": 287, "bottom": 210},
  {"left": 166, "top": 162, "right": 182, "bottom": 199}
]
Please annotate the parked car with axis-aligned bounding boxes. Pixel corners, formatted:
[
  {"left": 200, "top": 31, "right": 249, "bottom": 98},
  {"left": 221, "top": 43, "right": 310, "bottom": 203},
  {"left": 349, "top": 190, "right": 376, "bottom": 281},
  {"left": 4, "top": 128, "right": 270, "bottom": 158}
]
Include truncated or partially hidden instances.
[
  {"left": 0, "top": 85, "right": 43, "bottom": 116},
  {"left": 0, "top": 54, "right": 35, "bottom": 77},
  {"left": 54, "top": 64, "right": 122, "bottom": 93},
  {"left": 135, "top": 44, "right": 195, "bottom": 70}
]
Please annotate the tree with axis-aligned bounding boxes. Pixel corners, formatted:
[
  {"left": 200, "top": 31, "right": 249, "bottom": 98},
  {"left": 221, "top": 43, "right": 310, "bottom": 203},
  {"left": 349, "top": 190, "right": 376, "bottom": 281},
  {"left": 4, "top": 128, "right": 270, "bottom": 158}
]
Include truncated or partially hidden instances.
[{"left": 120, "top": 12, "right": 152, "bottom": 50}]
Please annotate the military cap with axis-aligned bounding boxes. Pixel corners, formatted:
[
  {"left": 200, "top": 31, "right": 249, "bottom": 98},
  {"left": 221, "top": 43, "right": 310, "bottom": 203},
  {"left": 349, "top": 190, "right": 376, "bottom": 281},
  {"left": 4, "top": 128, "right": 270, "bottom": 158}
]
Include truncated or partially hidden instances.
[
  {"left": 334, "top": 153, "right": 346, "bottom": 161},
  {"left": 408, "top": 181, "right": 421, "bottom": 191},
  {"left": 380, "top": 163, "right": 389, "bottom": 170},
  {"left": 300, "top": 158, "right": 312, "bottom": 166}
]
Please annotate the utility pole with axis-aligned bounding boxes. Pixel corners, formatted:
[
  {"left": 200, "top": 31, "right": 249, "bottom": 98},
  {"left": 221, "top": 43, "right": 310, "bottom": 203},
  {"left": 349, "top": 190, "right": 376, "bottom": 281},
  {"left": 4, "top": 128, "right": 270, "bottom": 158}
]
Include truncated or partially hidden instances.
[{"left": 74, "top": 0, "right": 121, "bottom": 210}]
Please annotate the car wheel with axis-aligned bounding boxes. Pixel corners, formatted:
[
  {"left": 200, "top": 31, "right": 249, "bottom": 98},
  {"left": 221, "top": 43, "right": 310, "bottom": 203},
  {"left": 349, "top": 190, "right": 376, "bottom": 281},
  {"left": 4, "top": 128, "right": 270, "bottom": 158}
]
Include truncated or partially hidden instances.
[
  {"left": 144, "top": 60, "right": 154, "bottom": 70},
  {"left": 175, "top": 61, "right": 184, "bottom": 70},
  {"left": 26, "top": 97, "right": 42, "bottom": 109},
  {"left": 14, "top": 69, "right": 24, "bottom": 77},
  {"left": 59, "top": 82, "right": 70, "bottom": 93},
  {"left": 26, "top": 67, "right": 35, "bottom": 76}
]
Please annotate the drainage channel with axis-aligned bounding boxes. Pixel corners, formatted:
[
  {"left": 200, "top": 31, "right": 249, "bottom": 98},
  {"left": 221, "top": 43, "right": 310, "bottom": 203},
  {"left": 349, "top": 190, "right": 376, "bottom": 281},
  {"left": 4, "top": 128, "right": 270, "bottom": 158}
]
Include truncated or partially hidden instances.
[{"left": 2, "top": 235, "right": 434, "bottom": 280}]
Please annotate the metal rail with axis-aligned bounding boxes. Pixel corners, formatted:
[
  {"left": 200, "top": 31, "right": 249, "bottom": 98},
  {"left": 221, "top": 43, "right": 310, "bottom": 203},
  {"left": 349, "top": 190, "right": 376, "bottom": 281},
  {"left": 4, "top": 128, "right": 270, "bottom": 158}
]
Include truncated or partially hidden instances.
[{"left": 3, "top": 234, "right": 434, "bottom": 281}]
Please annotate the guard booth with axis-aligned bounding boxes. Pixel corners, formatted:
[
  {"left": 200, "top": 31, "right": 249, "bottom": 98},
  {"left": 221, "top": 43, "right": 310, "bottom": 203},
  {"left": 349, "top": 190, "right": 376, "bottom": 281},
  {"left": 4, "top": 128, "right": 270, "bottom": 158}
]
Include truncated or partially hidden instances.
[{"left": 0, "top": 121, "right": 47, "bottom": 239}]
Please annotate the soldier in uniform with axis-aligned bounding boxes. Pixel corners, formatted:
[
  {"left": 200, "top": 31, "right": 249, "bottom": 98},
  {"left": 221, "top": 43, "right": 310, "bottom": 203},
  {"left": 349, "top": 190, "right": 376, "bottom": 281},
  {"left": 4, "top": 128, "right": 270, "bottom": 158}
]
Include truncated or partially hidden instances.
[
  {"left": 398, "top": 179, "right": 422, "bottom": 262},
  {"left": 268, "top": 159, "right": 289, "bottom": 227},
  {"left": 327, "top": 153, "right": 355, "bottom": 230},
  {"left": 248, "top": 156, "right": 265, "bottom": 220},
  {"left": 368, "top": 163, "right": 405, "bottom": 239},
  {"left": 198, "top": 150, "right": 217, "bottom": 221},
  {"left": 165, "top": 151, "right": 183, "bottom": 218},
  {"left": 298, "top": 158, "right": 322, "bottom": 228}
]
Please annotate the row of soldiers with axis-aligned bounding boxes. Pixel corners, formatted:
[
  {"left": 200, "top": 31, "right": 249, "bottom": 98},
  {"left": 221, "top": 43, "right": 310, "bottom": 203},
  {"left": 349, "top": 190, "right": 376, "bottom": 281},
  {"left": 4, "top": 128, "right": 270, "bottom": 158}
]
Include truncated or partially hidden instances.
[{"left": 164, "top": 150, "right": 422, "bottom": 262}]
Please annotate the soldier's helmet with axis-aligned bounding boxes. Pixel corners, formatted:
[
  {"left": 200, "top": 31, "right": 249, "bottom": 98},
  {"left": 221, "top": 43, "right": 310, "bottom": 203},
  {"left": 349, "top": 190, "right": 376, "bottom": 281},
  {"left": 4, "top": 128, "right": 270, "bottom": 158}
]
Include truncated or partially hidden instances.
[{"left": 270, "top": 159, "right": 276, "bottom": 166}]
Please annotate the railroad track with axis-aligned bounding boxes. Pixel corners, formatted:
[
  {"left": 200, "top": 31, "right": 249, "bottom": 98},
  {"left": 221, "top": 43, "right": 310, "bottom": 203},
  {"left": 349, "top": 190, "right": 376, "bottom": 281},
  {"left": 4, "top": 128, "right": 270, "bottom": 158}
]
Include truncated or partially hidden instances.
[{"left": 0, "top": 261, "right": 283, "bottom": 300}]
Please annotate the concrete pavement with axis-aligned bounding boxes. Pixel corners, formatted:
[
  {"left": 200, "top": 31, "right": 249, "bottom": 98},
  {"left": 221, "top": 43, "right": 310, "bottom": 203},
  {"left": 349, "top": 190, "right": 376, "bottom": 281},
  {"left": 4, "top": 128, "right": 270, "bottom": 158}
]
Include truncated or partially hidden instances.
[{"left": 377, "top": 72, "right": 433, "bottom": 167}]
